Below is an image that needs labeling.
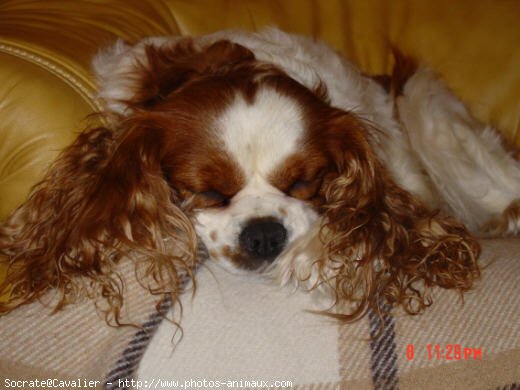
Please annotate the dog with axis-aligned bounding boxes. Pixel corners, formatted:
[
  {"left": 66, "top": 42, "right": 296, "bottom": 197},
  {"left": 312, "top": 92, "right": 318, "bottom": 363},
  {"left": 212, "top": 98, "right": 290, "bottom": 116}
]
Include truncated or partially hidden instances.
[{"left": 1, "top": 28, "right": 519, "bottom": 322}]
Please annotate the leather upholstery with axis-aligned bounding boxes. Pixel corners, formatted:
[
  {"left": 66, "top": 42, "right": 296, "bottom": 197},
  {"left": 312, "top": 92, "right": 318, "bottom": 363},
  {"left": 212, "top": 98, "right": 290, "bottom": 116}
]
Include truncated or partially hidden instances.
[{"left": 1, "top": 1, "right": 519, "bottom": 279}]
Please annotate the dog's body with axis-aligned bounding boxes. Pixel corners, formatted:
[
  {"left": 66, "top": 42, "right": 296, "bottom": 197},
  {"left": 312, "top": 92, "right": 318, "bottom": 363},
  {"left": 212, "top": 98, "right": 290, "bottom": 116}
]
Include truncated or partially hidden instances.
[{"left": 1, "top": 28, "right": 519, "bottom": 321}]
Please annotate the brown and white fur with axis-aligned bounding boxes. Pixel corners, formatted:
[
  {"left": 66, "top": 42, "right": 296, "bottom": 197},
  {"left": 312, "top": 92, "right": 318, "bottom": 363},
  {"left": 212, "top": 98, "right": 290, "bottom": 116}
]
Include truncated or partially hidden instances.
[{"left": 1, "top": 28, "right": 519, "bottom": 322}]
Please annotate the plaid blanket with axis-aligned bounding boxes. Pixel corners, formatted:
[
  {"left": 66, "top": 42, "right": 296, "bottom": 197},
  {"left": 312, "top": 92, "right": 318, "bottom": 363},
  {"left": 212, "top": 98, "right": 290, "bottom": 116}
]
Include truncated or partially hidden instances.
[{"left": 1, "top": 239, "right": 519, "bottom": 389}]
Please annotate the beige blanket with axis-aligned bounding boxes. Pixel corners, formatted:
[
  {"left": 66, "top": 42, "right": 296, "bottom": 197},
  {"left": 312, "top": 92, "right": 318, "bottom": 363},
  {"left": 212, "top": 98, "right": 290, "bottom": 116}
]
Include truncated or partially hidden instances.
[{"left": 1, "top": 239, "right": 519, "bottom": 389}]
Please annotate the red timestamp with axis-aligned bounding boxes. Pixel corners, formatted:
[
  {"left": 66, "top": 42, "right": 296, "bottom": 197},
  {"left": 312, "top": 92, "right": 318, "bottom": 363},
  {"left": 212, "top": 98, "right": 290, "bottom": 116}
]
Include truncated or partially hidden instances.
[{"left": 405, "top": 343, "right": 483, "bottom": 361}]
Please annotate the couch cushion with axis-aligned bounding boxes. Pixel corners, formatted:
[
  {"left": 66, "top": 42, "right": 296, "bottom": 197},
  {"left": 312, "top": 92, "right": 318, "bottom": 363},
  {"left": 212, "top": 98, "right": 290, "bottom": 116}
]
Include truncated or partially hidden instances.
[
  {"left": 1, "top": 1, "right": 519, "bottom": 143},
  {"left": 0, "top": 51, "right": 95, "bottom": 220},
  {"left": 0, "top": 51, "right": 94, "bottom": 221}
]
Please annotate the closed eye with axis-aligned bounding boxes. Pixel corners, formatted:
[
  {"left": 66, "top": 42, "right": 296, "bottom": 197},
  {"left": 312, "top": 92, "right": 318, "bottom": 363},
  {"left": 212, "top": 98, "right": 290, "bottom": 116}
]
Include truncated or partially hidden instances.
[
  {"left": 285, "top": 177, "right": 322, "bottom": 200},
  {"left": 287, "top": 180, "right": 311, "bottom": 193},
  {"left": 197, "top": 189, "right": 230, "bottom": 208}
]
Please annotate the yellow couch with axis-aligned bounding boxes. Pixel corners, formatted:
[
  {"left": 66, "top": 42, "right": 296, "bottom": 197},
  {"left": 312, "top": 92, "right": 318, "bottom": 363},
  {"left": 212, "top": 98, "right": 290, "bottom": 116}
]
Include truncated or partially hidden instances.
[
  {"left": 1, "top": 0, "right": 519, "bottom": 221},
  {"left": 1, "top": 1, "right": 519, "bottom": 388}
]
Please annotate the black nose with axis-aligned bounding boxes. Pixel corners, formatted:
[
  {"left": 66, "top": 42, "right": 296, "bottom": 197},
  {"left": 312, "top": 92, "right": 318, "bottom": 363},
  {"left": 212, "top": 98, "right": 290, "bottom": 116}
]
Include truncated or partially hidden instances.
[{"left": 239, "top": 219, "right": 288, "bottom": 262}]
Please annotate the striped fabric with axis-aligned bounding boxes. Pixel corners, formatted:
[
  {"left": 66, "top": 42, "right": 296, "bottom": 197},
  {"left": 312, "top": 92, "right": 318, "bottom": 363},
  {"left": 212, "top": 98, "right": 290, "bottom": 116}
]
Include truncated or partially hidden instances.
[
  {"left": 105, "top": 297, "right": 172, "bottom": 390},
  {"left": 134, "top": 238, "right": 520, "bottom": 389},
  {"left": 1, "top": 239, "right": 519, "bottom": 389},
  {"left": 369, "top": 304, "right": 398, "bottom": 389}
]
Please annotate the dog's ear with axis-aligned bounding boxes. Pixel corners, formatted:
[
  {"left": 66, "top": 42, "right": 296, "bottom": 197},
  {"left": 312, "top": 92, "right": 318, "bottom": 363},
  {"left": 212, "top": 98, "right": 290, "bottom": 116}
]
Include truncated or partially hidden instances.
[
  {"left": 93, "top": 37, "right": 255, "bottom": 114},
  {"left": 0, "top": 118, "right": 197, "bottom": 320},
  {"left": 317, "top": 112, "right": 481, "bottom": 320}
]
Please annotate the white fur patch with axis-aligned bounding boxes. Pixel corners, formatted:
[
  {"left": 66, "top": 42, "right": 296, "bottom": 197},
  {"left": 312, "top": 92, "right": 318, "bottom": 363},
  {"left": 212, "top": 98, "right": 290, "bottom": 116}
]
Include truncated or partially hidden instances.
[
  {"left": 217, "top": 87, "right": 304, "bottom": 179},
  {"left": 397, "top": 69, "right": 520, "bottom": 231}
]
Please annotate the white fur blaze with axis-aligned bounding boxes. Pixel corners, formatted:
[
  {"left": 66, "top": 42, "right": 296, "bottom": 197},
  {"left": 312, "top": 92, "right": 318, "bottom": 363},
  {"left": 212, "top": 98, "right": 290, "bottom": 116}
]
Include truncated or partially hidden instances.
[{"left": 217, "top": 87, "right": 304, "bottom": 178}]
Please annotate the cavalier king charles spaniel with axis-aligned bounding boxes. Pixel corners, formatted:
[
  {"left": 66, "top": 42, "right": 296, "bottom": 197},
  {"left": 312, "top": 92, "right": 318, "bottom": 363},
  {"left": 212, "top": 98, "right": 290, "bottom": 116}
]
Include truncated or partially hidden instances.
[{"left": 1, "top": 28, "right": 519, "bottom": 322}]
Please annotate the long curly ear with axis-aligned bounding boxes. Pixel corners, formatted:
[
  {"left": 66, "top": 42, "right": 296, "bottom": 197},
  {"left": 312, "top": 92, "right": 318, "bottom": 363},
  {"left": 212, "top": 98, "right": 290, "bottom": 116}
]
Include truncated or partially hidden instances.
[
  {"left": 318, "top": 113, "right": 481, "bottom": 320},
  {"left": 0, "top": 120, "right": 197, "bottom": 322}
]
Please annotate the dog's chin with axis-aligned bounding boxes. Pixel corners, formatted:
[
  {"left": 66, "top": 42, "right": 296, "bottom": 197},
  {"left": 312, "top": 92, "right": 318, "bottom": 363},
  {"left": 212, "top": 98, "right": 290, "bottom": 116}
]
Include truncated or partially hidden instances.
[
  {"left": 204, "top": 250, "right": 277, "bottom": 277},
  {"left": 202, "top": 240, "right": 283, "bottom": 274}
]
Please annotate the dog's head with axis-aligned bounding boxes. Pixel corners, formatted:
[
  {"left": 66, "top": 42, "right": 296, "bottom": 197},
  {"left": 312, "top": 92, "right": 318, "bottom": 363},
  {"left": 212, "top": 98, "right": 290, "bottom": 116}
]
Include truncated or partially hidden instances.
[
  {"left": 93, "top": 37, "right": 371, "bottom": 273},
  {"left": 0, "top": 34, "right": 480, "bottom": 322}
]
